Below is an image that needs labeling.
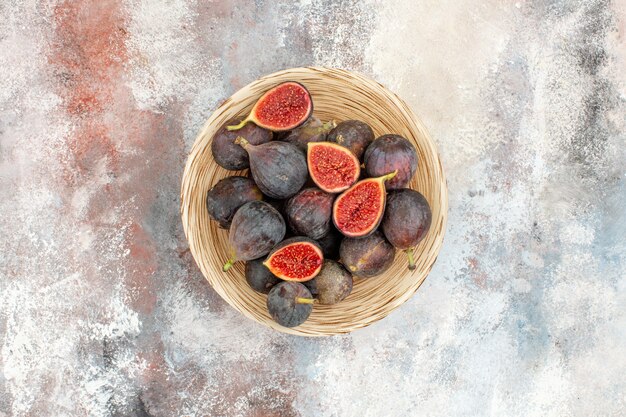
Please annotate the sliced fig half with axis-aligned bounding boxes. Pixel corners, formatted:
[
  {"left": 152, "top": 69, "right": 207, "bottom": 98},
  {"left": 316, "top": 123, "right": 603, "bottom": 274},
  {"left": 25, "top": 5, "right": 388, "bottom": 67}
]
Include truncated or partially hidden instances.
[
  {"left": 264, "top": 237, "right": 324, "bottom": 282},
  {"left": 227, "top": 82, "right": 313, "bottom": 132},
  {"left": 307, "top": 142, "right": 360, "bottom": 193},
  {"left": 332, "top": 171, "right": 397, "bottom": 238}
]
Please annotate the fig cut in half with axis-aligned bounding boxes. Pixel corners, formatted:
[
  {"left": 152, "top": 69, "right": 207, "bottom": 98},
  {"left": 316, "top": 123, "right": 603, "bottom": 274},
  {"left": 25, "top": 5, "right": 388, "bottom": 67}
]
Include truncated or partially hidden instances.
[
  {"left": 264, "top": 237, "right": 324, "bottom": 282},
  {"left": 227, "top": 82, "right": 312, "bottom": 132},
  {"left": 307, "top": 142, "right": 361, "bottom": 193},
  {"left": 332, "top": 171, "right": 397, "bottom": 238}
]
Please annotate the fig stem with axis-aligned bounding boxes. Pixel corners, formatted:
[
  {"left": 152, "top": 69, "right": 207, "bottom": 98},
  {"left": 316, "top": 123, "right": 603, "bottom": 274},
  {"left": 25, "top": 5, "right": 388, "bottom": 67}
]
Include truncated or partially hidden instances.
[
  {"left": 222, "top": 257, "right": 236, "bottom": 272},
  {"left": 234, "top": 136, "right": 249, "bottom": 148},
  {"left": 406, "top": 248, "right": 416, "bottom": 270},
  {"left": 226, "top": 118, "right": 250, "bottom": 131},
  {"left": 381, "top": 170, "right": 398, "bottom": 182},
  {"left": 296, "top": 297, "right": 315, "bottom": 304},
  {"left": 321, "top": 120, "right": 337, "bottom": 132}
]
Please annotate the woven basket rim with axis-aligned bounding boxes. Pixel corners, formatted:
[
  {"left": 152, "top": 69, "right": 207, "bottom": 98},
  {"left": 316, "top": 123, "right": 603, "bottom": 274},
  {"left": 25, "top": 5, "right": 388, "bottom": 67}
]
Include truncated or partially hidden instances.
[{"left": 181, "top": 66, "right": 448, "bottom": 336}]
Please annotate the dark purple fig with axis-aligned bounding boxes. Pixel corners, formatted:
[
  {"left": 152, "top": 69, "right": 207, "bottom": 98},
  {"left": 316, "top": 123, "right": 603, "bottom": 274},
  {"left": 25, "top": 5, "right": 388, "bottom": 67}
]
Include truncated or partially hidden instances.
[
  {"left": 285, "top": 188, "right": 334, "bottom": 240},
  {"left": 327, "top": 120, "right": 375, "bottom": 160},
  {"left": 281, "top": 117, "right": 336, "bottom": 152},
  {"left": 316, "top": 226, "right": 342, "bottom": 260},
  {"left": 364, "top": 134, "right": 418, "bottom": 190},
  {"left": 264, "top": 197, "right": 286, "bottom": 216},
  {"left": 223, "top": 201, "right": 286, "bottom": 271},
  {"left": 339, "top": 231, "right": 395, "bottom": 278},
  {"left": 382, "top": 189, "right": 432, "bottom": 271},
  {"left": 211, "top": 119, "right": 272, "bottom": 170},
  {"left": 206, "top": 176, "right": 262, "bottom": 229},
  {"left": 235, "top": 137, "right": 307, "bottom": 199},
  {"left": 267, "top": 281, "right": 314, "bottom": 327},
  {"left": 305, "top": 260, "right": 352, "bottom": 305},
  {"left": 245, "top": 258, "right": 281, "bottom": 294}
]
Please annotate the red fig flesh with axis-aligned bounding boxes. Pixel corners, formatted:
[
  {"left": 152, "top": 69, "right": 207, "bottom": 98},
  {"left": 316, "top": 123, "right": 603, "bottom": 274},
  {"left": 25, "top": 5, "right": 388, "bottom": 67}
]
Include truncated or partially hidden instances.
[
  {"left": 307, "top": 142, "right": 360, "bottom": 193},
  {"left": 332, "top": 171, "right": 396, "bottom": 237},
  {"left": 264, "top": 237, "right": 324, "bottom": 282},
  {"left": 227, "top": 82, "right": 312, "bottom": 132}
]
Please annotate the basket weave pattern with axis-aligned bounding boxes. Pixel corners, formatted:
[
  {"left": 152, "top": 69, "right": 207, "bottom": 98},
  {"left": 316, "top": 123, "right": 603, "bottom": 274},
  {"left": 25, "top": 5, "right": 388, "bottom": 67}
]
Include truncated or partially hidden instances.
[{"left": 181, "top": 67, "right": 448, "bottom": 336}]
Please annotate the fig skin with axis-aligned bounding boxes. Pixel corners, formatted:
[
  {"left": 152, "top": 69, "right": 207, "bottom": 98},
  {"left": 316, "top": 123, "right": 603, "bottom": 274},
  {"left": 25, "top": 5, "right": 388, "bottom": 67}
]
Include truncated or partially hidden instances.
[
  {"left": 223, "top": 201, "right": 286, "bottom": 271},
  {"left": 327, "top": 120, "right": 375, "bottom": 160},
  {"left": 206, "top": 176, "right": 262, "bottom": 229},
  {"left": 382, "top": 189, "right": 432, "bottom": 270},
  {"left": 267, "top": 282, "right": 314, "bottom": 327},
  {"left": 264, "top": 237, "right": 324, "bottom": 282},
  {"left": 316, "top": 226, "right": 342, "bottom": 260},
  {"left": 339, "top": 231, "right": 396, "bottom": 278},
  {"left": 364, "top": 134, "right": 418, "bottom": 190},
  {"left": 236, "top": 137, "right": 308, "bottom": 199},
  {"left": 305, "top": 260, "right": 353, "bottom": 305},
  {"left": 285, "top": 187, "right": 335, "bottom": 240},
  {"left": 211, "top": 119, "right": 272, "bottom": 170},
  {"left": 245, "top": 258, "right": 281, "bottom": 294},
  {"left": 281, "top": 117, "right": 336, "bottom": 152}
]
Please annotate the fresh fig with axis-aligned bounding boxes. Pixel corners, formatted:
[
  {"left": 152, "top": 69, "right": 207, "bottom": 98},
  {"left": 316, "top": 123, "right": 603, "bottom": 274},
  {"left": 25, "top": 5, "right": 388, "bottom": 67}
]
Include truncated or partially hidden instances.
[
  {"left": 245, "top": 258, "right": 281, "bottom": 294},
  {"left": 267, "top": 282, "right": 314, "bottom": 328},
  {"left": 264, "top": 237, "right": 324, "bottom": 282},
  {"left": 206, "top": 176, "right": 262, "bottom": 229},
  {"left": 285, "top": 187, "right": 334, "bottom": 240},
  {"left": 382, "top": 189, "right": 432, "bottom": 270},
  {"left": 305, "top": 260, "right": 353, "bottom": 305},
  {"left": 235, "top": 137, "right": 307, "bottom": 199},
  {"left": 332, "top": 171, "right": 397, "bottom": 237},
  {"left": 340, "top": 231, "right": 395, "bottom": 278},
  {"left": 316, "top": 226, "right": 342, "bottom": 260},
  {"left": 307, "top": 142, "right": 360, "bottom": 193},
  {"left": 223, "top": 201, "right": 286, "bottom": 271},
  {"left": 327, "top": 120, "right": 375, "bottom": 160},
  {"left": 227, "top": 82, "right": 313, "bottom": 132},
  {"left": 281, "top": 117, "right": 336, "bottom": 152},
  {"left": 364, "top": 134, "right": 418, "bottom": 190},
  {"left": 211, "top": 120, "right": 272, "bottom": 170}
]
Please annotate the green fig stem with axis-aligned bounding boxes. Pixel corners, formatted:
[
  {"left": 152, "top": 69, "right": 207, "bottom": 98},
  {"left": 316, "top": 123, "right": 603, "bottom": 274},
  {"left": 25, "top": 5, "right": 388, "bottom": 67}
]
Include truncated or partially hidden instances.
[
  {"left": 381, "top": 170, "right": 398, "bottom": 182},
  {"left": 406, "top": 248, "right": 416, "bottom": 270},
  {"left": 226, "top": 118, "right": 250, "bottom": 131},
  {"left": 296, "top": 297, "right": 315, "bottom": 305},
  {"left": 234, "top": 136, "right": 249, "bottom": 148},
  {"left": 223, "top": 257, "right": 236, "bottom": 272},
  {"left": 321, "top": 120, "right": 337, "bottom": 132}
]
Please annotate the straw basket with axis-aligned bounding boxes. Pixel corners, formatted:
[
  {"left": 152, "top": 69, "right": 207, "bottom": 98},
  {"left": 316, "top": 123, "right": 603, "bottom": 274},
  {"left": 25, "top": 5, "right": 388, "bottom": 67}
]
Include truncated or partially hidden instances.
[{"left": 181, "top": 67, "right": 447, "bottom": 336}]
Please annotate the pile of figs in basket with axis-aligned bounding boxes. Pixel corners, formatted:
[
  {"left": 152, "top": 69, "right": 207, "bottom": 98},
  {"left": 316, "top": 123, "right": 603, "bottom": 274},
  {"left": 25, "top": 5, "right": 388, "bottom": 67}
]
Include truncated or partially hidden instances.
[{"left": 207, "top": 82, "right": 431, "bottom": 328}]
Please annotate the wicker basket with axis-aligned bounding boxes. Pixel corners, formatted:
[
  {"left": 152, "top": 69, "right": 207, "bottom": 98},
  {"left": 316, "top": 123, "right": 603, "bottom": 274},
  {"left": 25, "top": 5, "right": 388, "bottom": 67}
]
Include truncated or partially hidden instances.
[{"left": 181, "top": 67, "right": 447, "bottom": 336}]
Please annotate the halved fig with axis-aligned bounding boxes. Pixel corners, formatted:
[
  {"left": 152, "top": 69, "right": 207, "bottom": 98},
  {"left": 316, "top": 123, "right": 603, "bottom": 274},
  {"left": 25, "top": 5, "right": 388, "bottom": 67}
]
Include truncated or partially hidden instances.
[
  {"left": 264, "top": 237, "right": 324, "bottom": 282},
  {"left": 332, "top": 171, "right": 397, "bottom": 237},
  {"left": 227, "top": 82, "right": 313, "bottom": 132},
  {"left": 307, "top": 142, "right": 360, "bottom": 193}
]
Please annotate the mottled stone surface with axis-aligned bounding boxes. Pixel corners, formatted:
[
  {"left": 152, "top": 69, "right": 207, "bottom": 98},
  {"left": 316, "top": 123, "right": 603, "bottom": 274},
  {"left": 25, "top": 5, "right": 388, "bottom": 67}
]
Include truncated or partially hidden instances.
[{"left": 1, "top": 1, "right": 625, "bottom": 416}]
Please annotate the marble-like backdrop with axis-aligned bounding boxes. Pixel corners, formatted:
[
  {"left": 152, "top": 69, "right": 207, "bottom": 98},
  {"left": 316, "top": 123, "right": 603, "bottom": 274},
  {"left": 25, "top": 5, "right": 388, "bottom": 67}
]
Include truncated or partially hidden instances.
[{"left": 0, "top": 1, "right": 624, "bottom": 416}]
